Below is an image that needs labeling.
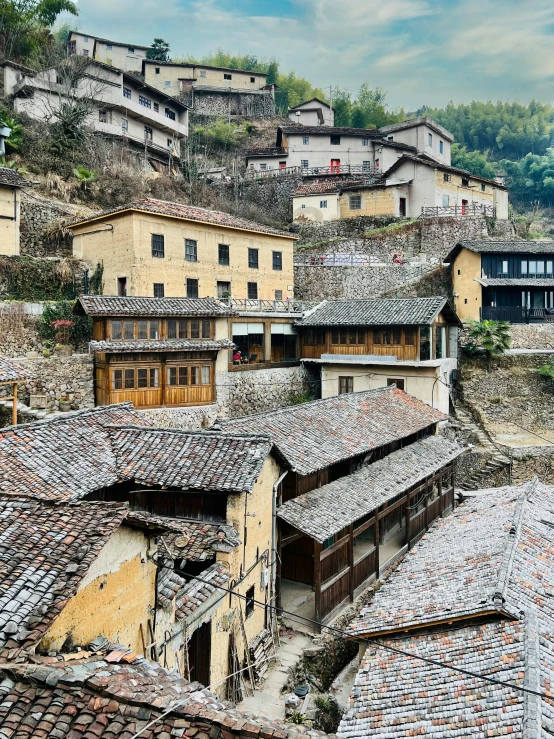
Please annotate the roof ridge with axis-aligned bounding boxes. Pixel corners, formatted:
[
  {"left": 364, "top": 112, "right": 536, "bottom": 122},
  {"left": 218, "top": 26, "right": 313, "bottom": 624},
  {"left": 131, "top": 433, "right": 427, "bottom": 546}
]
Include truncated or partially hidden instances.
[
  {"left": 0, "top": 402, "right": 137, "bottom": 434},
  {"left": 523, "top": 610, "right": 542, "bottom": 739},
  {"left": 108, "top": 425, "right": 273, "bottom": 443},
  {"left": 492, "top": 488, "right": 532, "bottom": 607}
]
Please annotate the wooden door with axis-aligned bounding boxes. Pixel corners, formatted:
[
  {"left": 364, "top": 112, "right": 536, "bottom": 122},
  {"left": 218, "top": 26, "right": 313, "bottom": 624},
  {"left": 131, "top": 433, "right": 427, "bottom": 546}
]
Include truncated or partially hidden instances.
[
  {"left": 462, "top": 199, "right": 468, "bottom": 215},
  {"left": 188, "top": 620, "right": 211, "bottom": 687},
  {"left": 331, "top": 159, "right": 340, "bottom": 173},
  {"left": 399, "top": 197, "right": 407, "bottom": 217}
]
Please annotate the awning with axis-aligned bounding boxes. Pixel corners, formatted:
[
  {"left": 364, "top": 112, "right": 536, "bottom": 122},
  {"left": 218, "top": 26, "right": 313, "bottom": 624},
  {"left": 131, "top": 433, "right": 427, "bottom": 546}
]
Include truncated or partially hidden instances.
[
  {"left": 270, "top": 324, "right": 297, "bottom": 335},
  {"left": 277, "top": 435, "right": 465, "bottom": 543}
]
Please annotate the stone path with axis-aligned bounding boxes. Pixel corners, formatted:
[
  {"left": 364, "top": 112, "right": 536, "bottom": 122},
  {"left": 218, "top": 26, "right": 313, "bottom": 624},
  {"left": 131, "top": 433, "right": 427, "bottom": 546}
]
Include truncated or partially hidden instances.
[{"left": 238, "top": 629, "right": 312, "bottom": 720}]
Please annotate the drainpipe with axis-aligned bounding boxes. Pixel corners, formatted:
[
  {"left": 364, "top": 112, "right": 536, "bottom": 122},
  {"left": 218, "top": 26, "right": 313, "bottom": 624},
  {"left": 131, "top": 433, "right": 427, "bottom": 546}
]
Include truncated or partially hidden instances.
[{"left": 271, "top": 469, "right": 288, "bottom": 632}]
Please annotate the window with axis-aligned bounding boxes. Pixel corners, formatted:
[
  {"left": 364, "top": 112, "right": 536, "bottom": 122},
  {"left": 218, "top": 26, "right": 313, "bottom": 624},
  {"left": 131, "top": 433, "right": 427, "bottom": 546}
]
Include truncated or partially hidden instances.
[
  {"left": 121, "top": 118, "right": 128, "bottom": 131},
  {"left": 275, "top": 290, "right": 283, "bottom": 300},
  {"left": 538, "top": 261, "right": 545, "bottom": 274},
  {"left": 387, "top": 378, "right": 405, "bottom": 391},
  {"left": 139, "top": 95, "right": 152, "bottom": 108},
  {"left": 186, "top": 278, "right": 199, "bottom": 298},
  {"left": 428, "top": 133, "right": 433, "bottom": 146},
  {"left": 99, "top": 110, "right": 108, "bottom": 123},
  {"left": 128, "top": 47, "right": 135, "bottom": 53},
  {"left": 153, "top": 102, "right": 159, "bottom": 112},
  {"left": 82, "top": 49, "right": 89, "bottom": 57},
  {"left": 303, "top": 136, "right": 309, "bottom": 145},
  {"left": 481, "top": 183, "right": 486, "bottom": 192},
  {"left": 373, "top": 329, "right": 401, "bottom": 345},
  {"left": 153, "top": 283, "right": 165, "bottom": 298},
  {"left": 185, "top": 238, "right": 198, "bottom": 262},
  {"left": 167, "top": 366, "right": 195, "bottom": 386},
  {"left": 529, "top": 261, "right": 537, "bottom": 274},
  {"left": 167, "top": 320, "right": 188, "bottom": 339},
  {"left": 117, "top": 277, "right": 127, "bottom": 297},
  {"left": 420, "top": 325, "right": 431, "bottom": 360},
  {"left": 522, "top": 261, "right": 528, "bottom": 274},
  {"left": 84, "top": 35, "right": 89, "bottom": 41},
  {"left": 260, "top": 163, "right": 267, "bottom": 171},
  {"left": 111, "top": 321, "right": 122, "bottom": 340},
  {"left": 444, "top": 173, "right": 451, "bottom": 182},
  {"left": 125, "top": 368, "right": 134, "bottom": 389},
  {"left": 151, "top": 234, "right": 164, "bottom": 257},
  {"left": 200, "top": 70, "right": 206, "bottom": 78},
  {"left": 232, "top": 321, "right": 263, "bottom": 362},
  {"left": 272, "top": 251, "right": 282, "bottom": 271},
  {"left": 165, "top": 108, "right": 176, "bottom": 120},
  {"left": 155, "top": 67, "right": 160, "bottom": 74},
  {"left": 250, "top": 76, "right": 255, "bottom": 83},
  {"left": 112, "top": 369, "right": 122, "bottom": 390},
  {"left": 331, "top": 328, "right": 364, "bottom": 345},
  {"left": 167, "top": 138, "right": 173, "bottom": 148},
  {"left": 301, "top": 160, "right": 309, "bottom": 168},
  {"left": 548, "top": 261, "right": 553, "bottom": 275},
  {"left": 218, "top": 244, "right": 230, "bottom": 266},
  {"left": 349, "top": 195, "right": 362, "bottom": 210},
  {"left": 301, "top": 204, "right": 306, "bottom": 209},
  {"left": 123, "top": 321, "right": 134, "bottom": 340},
  {"left": 247, "top": 282, "right": 258, "bottom": 300},
  {"left": 217, "top": 281, "right": 231, "bottom": 298},
  {"left": 339, "top": 376, "right": 354, "bottom": 394},
  {"left": 107, "top": 45, "right": 113, "bottom": 52},
  {"left": 137, "top": 368, "right": 159, "bottom": 388},
  {"left": 442, "top": 194, "right": 449, "bottom": 207},
  {"left": 245, "top": 585, "right": 255, "bottom": 618},
  {"left": 461, "top": 177, "right": 469, "bottom": 187},
  {"left": 500, "top": 260, "right": 509, "bottom": 275},
  {"left": 248, "top": 248, "right": 259, "bottom": 269},
  {"left": 362, "top": 161, "right": 371, "bottom": 171},
  {"left": 330, "top": 135, "right": 341, "bottom": 145},
  {"left": 405, "top": 328, "right": 415, "bottom": 345},
  {"left": 362, "top": 138, "right": 369, "bottom": 146},
  {"left": 137, "top": 321, "right": 147, "bottom": 339},
  {"left": 164, "top": 80, "right": 171, "bottom": 88},
  {"left": 303, "top": 328, "right": 325, "bottom": 346},
  {"left": 224, "top": 73, "right": 232, "bottom": 80},
  {"left": 439, "top": 140, "right": 444, "bottom": 154},
  {"left": 320, "top": 200, "right": 328, "bottom": 208},
  {"left": 144, "top": 126, "right": 153, "bottom": 140},
  {"left": 435, "top": 325, "right": 446, "bottom": 359},
  {"left": 387, "top": 135, "right": 393, "bottom": 141}
]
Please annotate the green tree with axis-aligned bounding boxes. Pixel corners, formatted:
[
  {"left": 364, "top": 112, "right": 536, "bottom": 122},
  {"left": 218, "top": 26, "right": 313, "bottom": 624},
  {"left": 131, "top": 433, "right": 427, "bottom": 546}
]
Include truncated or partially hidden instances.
[
  {"left": 501, "top": 149, "right": 554, "bottom": 207},
  {"left": 0, "top": 112, "right": 23, "bottom": 154},
  {"left": 332, "top": 87, "right": 352, "bottom": 127},
  {"left": 0, "top": 0, "right": 78, "bottom": 60},
  {"left": 146, "top": 37, "right": 170, "bottom": 62},
  {"left": 538, "top": 356, "right": 554, "bottom": 381},
  {"left": 73, "top": 165, "right": 96, "bottom": 190},
  {"left": 265, "top": 59, "right": 279, "bottom": 85},
  {"left": 451, "top": 143, "right": 496, "bottom": 179},
  {"left": 465, "top": 319, "right": 511, "bottom": 366}
]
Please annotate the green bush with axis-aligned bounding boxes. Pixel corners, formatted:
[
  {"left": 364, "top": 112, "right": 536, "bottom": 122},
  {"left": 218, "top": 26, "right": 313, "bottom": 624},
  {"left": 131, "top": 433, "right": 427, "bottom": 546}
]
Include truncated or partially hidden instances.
[
  {"left": 36, "top": 300, "right": 92, "bottom": 348},
  {"left": 0, "top": 257, "right": 81, "bottom": 300}
]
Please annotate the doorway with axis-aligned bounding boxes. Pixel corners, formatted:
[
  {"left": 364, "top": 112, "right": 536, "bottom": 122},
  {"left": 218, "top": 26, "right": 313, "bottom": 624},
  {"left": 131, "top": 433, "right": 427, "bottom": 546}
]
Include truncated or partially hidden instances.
[
  {"left": 187, "top": 620, "right": 212, "bottom": 687},
  {"left": 399, "top": 197, "right": 407, "bottom": 217},
  {"left": 117, "top": 277, "right": 127, "bottom": 297},
  {"left": 461, "top": 199, "right": 468, "bottom": 216},
  {"left": 330, "top": 159, "right": 340, "bottom": 173},
  {"left": 217, "top": 281, "right": 231, "bottom": 298}
]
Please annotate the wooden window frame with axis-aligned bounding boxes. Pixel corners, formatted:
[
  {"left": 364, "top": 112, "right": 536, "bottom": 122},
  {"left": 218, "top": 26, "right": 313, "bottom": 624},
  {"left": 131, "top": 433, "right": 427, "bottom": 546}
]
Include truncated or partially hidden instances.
[{"left": 339, "top": 376, "right": 354, "bottom": 394}]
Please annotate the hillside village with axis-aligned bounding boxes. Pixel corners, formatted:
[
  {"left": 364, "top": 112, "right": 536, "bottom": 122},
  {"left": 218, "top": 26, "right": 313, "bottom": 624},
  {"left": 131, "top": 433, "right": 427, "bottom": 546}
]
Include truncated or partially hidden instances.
[{"left": 1, "top": 18, "right": 554, "bottom": 739}]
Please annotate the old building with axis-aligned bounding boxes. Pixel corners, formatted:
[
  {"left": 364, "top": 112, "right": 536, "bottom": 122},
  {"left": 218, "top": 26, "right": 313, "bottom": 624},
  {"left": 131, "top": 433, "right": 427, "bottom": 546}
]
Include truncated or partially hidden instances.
[
  {"left": 297, "top": 297, "right": 461, "bottom": 415},
  {"left": 340, "top": 478, "right": 554, "bottom": 739},
  {"left": 0, "top": 403, "right": 282, "bottom": 694},
  {"left": 0, "top": 166, "right": 29, "bottom": 256},
  {"left": 222, "top": 386, "right": 463, "bottom": 622},
  {"left": 288, "top": 97, "right": 335, "bottom": 127},
  {"left": 0, "top": 355, "right": 35, "bottom": 424},
  {"left": 67, "top": 31, "right": 149, "bottom": 72},
  {"left": 447, "top": 239, "right": 554, "bottom": 322},
  {"left": 2, "top": 59, "right": 188, "bottom": 165},
  {"left": 69, "top": 198, "right": 296, "bottom": 300}
]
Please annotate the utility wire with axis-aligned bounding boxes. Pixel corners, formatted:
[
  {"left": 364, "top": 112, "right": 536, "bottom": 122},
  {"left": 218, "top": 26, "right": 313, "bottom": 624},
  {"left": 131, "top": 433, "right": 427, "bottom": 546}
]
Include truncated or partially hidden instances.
[{"left": 175, "top": 570, "right": 552, "bottom": 701}]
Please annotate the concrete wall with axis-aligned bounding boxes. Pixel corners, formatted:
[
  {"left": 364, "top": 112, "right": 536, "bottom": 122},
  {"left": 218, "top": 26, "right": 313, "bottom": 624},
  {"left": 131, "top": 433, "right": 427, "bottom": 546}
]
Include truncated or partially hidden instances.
[
  {"left": 281, "top": 131, "right": 376, "bottom": 170},
  {"left": 293, "top": 193, "right": 340, "bottom": 222},
  {"left": 383, "top": 122, "right": 452, "bottom": 166},
  {"left": 452, "top": 247, "right": 483, "bottom": 321},
  {"left": 69, "top": 32, "right": 147, "bottom": 72},
  {"left": 0, "top": 185, "right": 20, "bottom": 256},
  {"left": 41, "top": 525, "right": 156, "bottom": 653},
  {"left": 72, "top": 211, "right": 295, "bottom": 300}
]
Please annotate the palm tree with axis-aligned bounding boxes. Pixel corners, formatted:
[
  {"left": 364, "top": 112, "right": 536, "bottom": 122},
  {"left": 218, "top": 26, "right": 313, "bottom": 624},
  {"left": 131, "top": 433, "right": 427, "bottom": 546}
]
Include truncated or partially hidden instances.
[
  {"left": 0, "top": 115, "right": 23, "bottom": 154},
  {"left": 73, "top": 165, "right": 96, "bottom": 191},
  {"left": 466, "top": 319, "right": 511, "bottom": 366}
]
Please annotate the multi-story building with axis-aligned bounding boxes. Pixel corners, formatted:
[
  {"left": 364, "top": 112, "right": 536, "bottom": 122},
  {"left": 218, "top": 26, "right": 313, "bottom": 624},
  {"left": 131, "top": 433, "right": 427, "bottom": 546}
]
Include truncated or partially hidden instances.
[
  {"left": 288, "top": 97, "right": 335, "bottom": 127},
  {"left": 67, "top": 31, "right": 149, "bottom": 72},
  {"left": 447, "top": 239, "right": 554, "bottom": 322},
  {"left": 3, "top": 59, "right": 188, "bottom": 165},
  {"left": 69, "top": 198, "right": 296, "bottom": 300},
  {"left": 0, "top": 166, "right": 29, "bottom": 256}
]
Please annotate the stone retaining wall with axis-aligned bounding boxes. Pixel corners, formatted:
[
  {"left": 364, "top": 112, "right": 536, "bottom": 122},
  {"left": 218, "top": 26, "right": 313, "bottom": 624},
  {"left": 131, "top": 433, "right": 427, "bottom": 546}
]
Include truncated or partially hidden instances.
[
  {"left": 510, "top": 324, "right": 554, "bottom": 350},
  {"left": 140, "top": 404, "right": 221, "bottom": 430},
  {"left": 19, "top": 194, "right": 80, "bottom": 257},
  {"left": 184, "top": 91, "right": 275, "bottom": 117},
  {"left": 216, "top": 364, "right": 309, "bottom": 418},
  {"left": 0, "top": 303, "right": 43, "bottom": 355}
]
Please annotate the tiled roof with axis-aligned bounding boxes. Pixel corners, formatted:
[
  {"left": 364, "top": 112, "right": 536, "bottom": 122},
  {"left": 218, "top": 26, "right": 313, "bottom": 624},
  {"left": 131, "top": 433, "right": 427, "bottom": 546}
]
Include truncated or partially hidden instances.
[
  {"left": 339, "top": 619, "right": 528, "bottom": 739},
  {"left": 0, "top": 167, "right": 30, "bottom": 188},
  {"left": 0, "top": 404, "right": 150, "bottom": 502},
  {"left": 0, "top": 651, "right": 330, "bottom": 739},
  {"left": 76, "top": 295, "right": 235, "bottom": 317},
  {"left": 277, "top": 436, "right": 465, "bottom": 542},
  {"left": 67, "top": 197, "right": 297, "bottom": 238},
  {"left": 459, "top": 240, "right": 554, "bottom": 254},
  {"left": 278, "top": 125, "right": 381, "bottom": 137},
  {"left": 0, "top": 498, "right": 131, "bottom": 656},
  {"left": 294, "top": 180, "right": 365, "bottom": 197},
  {"left": 298, "top": 296, "right": 459, "bottom": 326},
  {"left": 379, "top": 116, "right": 454, "bottom": 141},
  {"left": 383, "top": 154, "right": 505, "bottom": 186},
  {"left": 110, "top": 427, "right": 273, "bottom": 493},
  {"left": 476, "top": 277, "right": 554, "bottom": 287},
  {"left": 246, "top": 146, "right": 287, "bottom": 157},
  {"left": 0, "top": 356, "right": 35, "bottom": 383},
  {"left": 90, "top": 338, "right": 234, "bottom": 352},
  {"left": 221, "top": 386, "right": 446, "bottom": 476},
  {"left": 157, "top": 561, "right": 231, "bottom": 620}
]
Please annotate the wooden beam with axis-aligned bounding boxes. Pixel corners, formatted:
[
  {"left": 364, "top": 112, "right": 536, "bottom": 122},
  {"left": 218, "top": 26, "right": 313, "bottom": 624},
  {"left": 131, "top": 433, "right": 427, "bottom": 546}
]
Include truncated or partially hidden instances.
[
  {"left": 406, "top": 488, "right": 412, "bottom": 549},
  {"left": 314, "top": 540, "right": 322, "bottom": 626},
  {"left": 348, "top": 524, "right": 354, "bottom": 603},
  {"left": 374, "top": 510, "right": 380, "bottom": 577},
  {"left": 12, "top": 383, "right": 17, "bottom": 426}
]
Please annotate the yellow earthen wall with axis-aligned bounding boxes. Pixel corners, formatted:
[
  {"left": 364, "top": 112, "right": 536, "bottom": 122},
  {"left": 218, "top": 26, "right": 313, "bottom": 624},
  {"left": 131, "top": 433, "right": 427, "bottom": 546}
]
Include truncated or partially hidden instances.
[
  {"left": 434, "top": 170, "right": 495, "bottom": 206},
  {"left": 452, "top": 248, "right": 482, "bottom": 320},
  {"left": 0, "top": 185, "right": 20, "bottom": 256},
  {"left": 72, "top": 212, "right": 295, "bottom": 299},
  {"left": 338, "top": 188, "right": 396, "bottom": 219},
  {"left": 41, "top": 526, "right": 156, "bottom": 653}
]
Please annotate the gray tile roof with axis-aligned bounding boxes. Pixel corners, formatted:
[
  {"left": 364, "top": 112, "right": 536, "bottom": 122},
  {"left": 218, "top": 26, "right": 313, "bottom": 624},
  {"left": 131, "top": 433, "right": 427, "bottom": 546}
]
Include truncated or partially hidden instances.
[
  {"left": 340, "top": 479, "right": 554, "bottom": 739},
  {"left": 0, "top": 497, "right": 132, "bottom": 656},
  {"left": 90, "top": 338, "right": 234, "bottom": 352},
  {"left": 298, "top": 297, "right": 459, "bottom": 327},
  {"left": 460, "top": 240, "right": 554, "bottom": 254},
  {"left": 0, "top": 356, "right": 35, "bottom": 383},
  {"left": 0, "top": 167, "right": 30, "bottom": 188},
  {"left": 477, "top": 277, "right": 554, "bottom": 287},
  {"left": 221, "top": 386, "right": 446, "bottom": 476},
  {"left": 157, "top": 561, "right": 231, "bottom": 621},
  {"left": 67, "top": 198, "right": 297, "bottom": 239},
  {"left": 277, "top": 436, "right": 465, "bottom": 542},
  {"left": 76, "top": 295, "right": 236, "bottom": 317},
  {"left": 110, "top": 427, "right": 273, "bottom": 494},
  {"left": 278, "top": 125, "right": 382, "bottom": 138},
  {"left": 383, "top": 155, "right": 505, "bottom": 186}
]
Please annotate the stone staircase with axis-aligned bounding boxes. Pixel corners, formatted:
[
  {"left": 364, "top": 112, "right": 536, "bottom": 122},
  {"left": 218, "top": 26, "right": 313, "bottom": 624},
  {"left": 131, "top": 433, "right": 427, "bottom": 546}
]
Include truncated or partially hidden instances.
[{"left": 453, "top": 405, "right": 512, "bottom": 491}]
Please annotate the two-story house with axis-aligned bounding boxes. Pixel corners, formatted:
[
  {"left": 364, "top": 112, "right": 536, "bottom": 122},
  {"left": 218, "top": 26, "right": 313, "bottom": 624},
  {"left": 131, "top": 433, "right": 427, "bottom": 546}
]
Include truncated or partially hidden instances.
[
  {"left": 67, "top": 31, "right": 149, "bottom": 72},
  {"left": 143, "top": 59, "right": 268, "bottom": 97},
  {"left": 69, "top": 198, "right": 296, "bottom": 300},
  {"left": 447, "top": 240, "right": 554, "bottom": 322},
  {"left": 296, "top": 297, "right": 461, "bottom": 415},
  {"left": 3, "top": 59, "right": 188, "bottom": 165},
  {"left": 0, "top": 166, "right": 29, "bottom": 256},
  {"left": 288, "top": 97, "right": 335, "bottom": 127}
]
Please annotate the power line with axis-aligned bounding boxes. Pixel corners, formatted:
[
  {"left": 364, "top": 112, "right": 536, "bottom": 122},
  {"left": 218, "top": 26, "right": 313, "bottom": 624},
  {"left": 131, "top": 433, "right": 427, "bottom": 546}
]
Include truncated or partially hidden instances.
[{"left": 175, "top": 570, "right": 551, "bottom": 701}]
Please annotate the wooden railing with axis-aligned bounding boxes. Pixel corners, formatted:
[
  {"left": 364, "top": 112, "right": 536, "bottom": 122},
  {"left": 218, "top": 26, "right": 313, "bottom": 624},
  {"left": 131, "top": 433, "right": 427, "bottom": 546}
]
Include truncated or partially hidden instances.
[
  {"left": 352, "top": 548, "right": 376, "bottom": 591},
  {"left": 226, "top": 298, "right": 314, "bottom": 313},
  {"left": 420, "top": 204, "right": 496, "bottom": 218},
  {"left": 481, "top": 306, "right": 551, "bottom": 323}
]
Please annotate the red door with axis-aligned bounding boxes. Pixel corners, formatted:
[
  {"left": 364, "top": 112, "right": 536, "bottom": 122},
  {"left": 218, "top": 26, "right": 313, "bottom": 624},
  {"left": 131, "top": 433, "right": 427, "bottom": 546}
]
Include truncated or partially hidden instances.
[
  {"left": 461, "top": 199, "right": 468, "bottom": 216},
  {"left": 279, "top": 161, "right": 286, "bottom": 169},
  {"left": 331, "top": 159, "right": 340, "bottom": 173}
]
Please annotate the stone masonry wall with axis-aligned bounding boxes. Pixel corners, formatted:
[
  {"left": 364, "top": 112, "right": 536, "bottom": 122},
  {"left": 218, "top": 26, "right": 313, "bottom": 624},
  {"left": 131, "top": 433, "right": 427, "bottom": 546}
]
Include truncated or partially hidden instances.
[
  {"left": 140, "top": 404, "right": 221, "bottom": 431},
  {"left": 216, "top": 365, "right": 309, "bottom": 418},
  {"left": 184, "top": 91, "right": 275, "bottom": 117},
  {"left": 19, "top": 194, "right": 82, "bottom": 257},
  {"left": 0, "top": 303, "right": 43, "bottom": 355},
  {"left": 510, "top": 324, "right": 554, "bottom": 350}
]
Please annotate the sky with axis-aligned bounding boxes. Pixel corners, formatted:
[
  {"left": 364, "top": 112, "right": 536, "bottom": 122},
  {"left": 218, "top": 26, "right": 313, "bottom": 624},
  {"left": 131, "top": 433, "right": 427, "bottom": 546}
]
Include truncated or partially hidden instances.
[{"left": 69, "top": 0, "right": 554, "bottom": 110}]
